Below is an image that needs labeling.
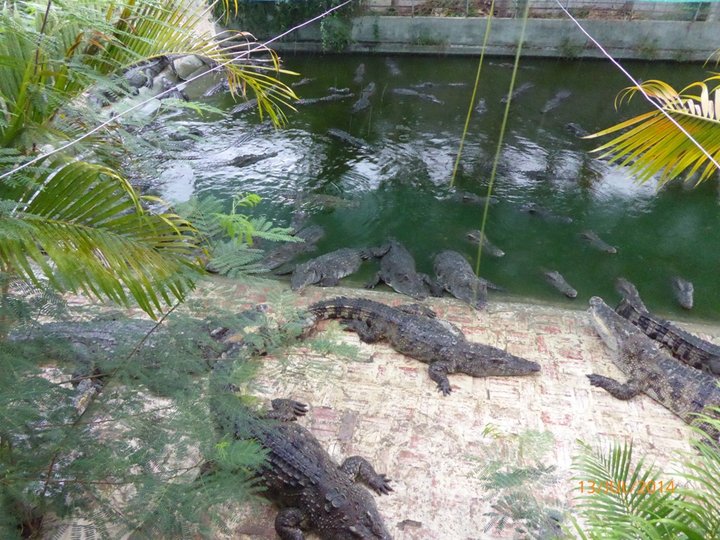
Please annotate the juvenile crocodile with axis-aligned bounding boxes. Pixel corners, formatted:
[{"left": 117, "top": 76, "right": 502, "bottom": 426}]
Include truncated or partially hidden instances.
[
  {"left": 309, "top": 296, "right": 540, "bottom": 394},
  {"left": 366, "top": 239, "right": 439, "bottom": 300},
  {"left": 580, "top": 230, "right": 617, "bottom": 254},
  {"left": 291, "top": 247, "right": 386, "bottom": 291},
  {"left": 586, "top": 296, "right": 720, "bottom": 442},
  {"left": 544, "top": 270, "right": 577, "bottom": 299},
  {"left": 615, "top": 278, "right": 720, "bottom": 375},
  {"left": 434, "top": 251, "right": 502, "bottom": 310},
  {"left": 466, "top": 230, "right": 505, "bottom": 258}
]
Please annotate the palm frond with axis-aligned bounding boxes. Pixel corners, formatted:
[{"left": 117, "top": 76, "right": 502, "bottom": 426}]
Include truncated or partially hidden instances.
[
  {"left": 571, "top": 440, "right": 681, "bottom": 539},
  {"left": 0, "top": 161, "right": 201, "bottom": 318},
  {"left": 206, "top": 240, "right": 266, "bottom": 277},
  {"left": 586, "top": 76, "right": 720, "bottom": 186}
]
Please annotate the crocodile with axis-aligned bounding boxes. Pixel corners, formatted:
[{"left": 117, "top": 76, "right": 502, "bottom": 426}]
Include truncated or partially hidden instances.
[
  {"left": 434, "top": 251, "right": 503, "bottom": 310},
  {"left": 466, "top": 230, "right": 505, "bottom": 258},
  {"left": 308, "top": 296, "right": 540, "bottom": 395},
  {"left": 615, "top": 278, "right": 720, "bottom": 375},
  {"left": 540, "top": 89, "right": 571, "bottom": 114},
  {"left": 351, "top": 82, "right": 376, "bottom": 113},
  {"left": 291, "top": 247, "right": 386, "bottom": 291},
  {"left": 366, "top": 239, "right": 440, "bottom": 300},
  {"left": 520, "top": 202, "right": 573, "bottom": 224},
  {"left": 210, "top": 394, "right": 393, "bottom": 540},
  {"left": 385, "top": 58, "right": 401, "bottom": 76},
  {"left": 451, "top": 191, "right": 499, "bottom": 207},
  {"left": 580, "top": 230, "right": 617, "bottom": 254},
  {"left": 586, "top": 296, "right": 720, "bottom": 443},
  {"left": 391, "top": 88, "right": 443, "bottom": 105},
  {"left": 671, "top": 276, "right": 694, "bottom": 310},
  {"left": 500, "top": 82, "right": 535, "bottom": 104},
  {"left": 353, "top": 63, "right": 365, "bottom": 84},
  {"left": 327, "top": 128, "right": 370, "bottom": 150},
  {"left": 544, "top": 270, "right": 577, "bottom": 299},
  {"left": 203, "top": 311, "right": 393, "bottom": 540},
  {"left": 565, "top": 122, "right": 588, "bottom": 138},
  {"left": 261, "top": 224, "right": 325, "bottom": 272},
  {"left": 296, "top": 92, "right": 354, "bottom": 107}
]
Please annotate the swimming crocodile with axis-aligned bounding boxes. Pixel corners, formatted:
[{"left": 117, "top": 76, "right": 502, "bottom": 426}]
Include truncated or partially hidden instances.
[
  {"left": 291, "top": 247, "right": 387, "bottom": 291},
  {"left": 540, "top": 89, "right": 571, "bottom": 114},
  {"left": 580, "top": 230, "right": 617, "bottom": 254},
  {"left": 391, "top": 88, "right": 443, "bottom": 104},
  {"left": 434, "top": 251, "right": 503, "bottom": 310},
  {"left": 671, "top": 276, "right": 694, "bottom": 310},
  {"left": 308, "top": 296, "right": 540, "bottom": 395},
  {"left": 327, "top": 128, "right": 370, "bottom": 150},
  {"left": 466, "top": 230, "right": 505, "bottom": 258},
  {"left": 586, "top": 296, "right": 720, "bottom": 442},
  {"left": 297, "top": 93, "right": 354, "bottom": 106},
  {"left": 520, "top": 203, "right": 573, "bottom": 224},
  {"left": 366, "top": 239, "right": 439, "bottom": 300},
  {"left": 451, "top": 191, "right": 499, "bottom": 206},
  {"left": 544, "top": 271, "right": 577, "bottom": 299},
  {"left": 615, "top": 278, "right": 720, "bottom": 375},
  {"left": 351, "top": 82, "right": 376, "bottom": 113},
  {"left": 501, "top": 82, "right": 535, "bottom": 104}
]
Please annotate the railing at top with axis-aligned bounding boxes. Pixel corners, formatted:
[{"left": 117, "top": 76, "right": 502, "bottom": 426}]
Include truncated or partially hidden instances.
[{"left": 358, "top": 0, "right": 718, "bottom": 21}]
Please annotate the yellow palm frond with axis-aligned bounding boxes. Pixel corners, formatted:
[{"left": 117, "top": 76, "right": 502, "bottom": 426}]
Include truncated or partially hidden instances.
[{"left": 586, "top": 75, "right": 720, "bottom": 186}]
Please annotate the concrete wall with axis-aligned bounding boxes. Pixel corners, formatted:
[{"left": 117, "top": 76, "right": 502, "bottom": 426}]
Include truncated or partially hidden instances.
[{"left": 274, "top": 16, "right": 720, "bottom": 61}]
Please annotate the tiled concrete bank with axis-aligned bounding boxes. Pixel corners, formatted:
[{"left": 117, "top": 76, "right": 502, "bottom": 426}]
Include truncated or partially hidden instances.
[
  {"left": 275, "top": 16, "right": 720, "bottom": 61},
  {"left": 193, "top": 279, "right": 713, "bottom": 539}
]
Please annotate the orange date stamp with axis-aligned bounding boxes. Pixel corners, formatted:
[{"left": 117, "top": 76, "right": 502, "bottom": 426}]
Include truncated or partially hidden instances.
[{"left": 578, "top": 480, "right": 677, "bottom": 495}]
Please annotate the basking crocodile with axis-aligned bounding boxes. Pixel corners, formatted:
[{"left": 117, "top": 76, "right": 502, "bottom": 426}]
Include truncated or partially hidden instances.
[
  {"left": 366, "top": 239, "right": 439, "bottom": 300},
  {"left": 615, "top": 278, "right": 720, "bottom": 375},
  {"left": 262, "top": 224, "right": 325, "bottom": 272},
  {"left": 671, "top": 276, "right": 694, "bottom": 310},
  {"left": 434, "top": 251, "right": 502, "bottom": 310},
  {"left": 204, "top": 311, "right": 393, "bottom": 540},
  {"left": 291, "top": 247, "right": 386, "bottom": 291},
  {"left": 309, "top": 296, "right": 540, "bottom": 394},
  {"left": 544, "top": 270, "right": 577, "bottom": 299},
  {"left": 586, "top": 296, "right": 720, "bottom": 442},
  {"left": 210, "top": 395, "right": 393, "bottom": 540}
]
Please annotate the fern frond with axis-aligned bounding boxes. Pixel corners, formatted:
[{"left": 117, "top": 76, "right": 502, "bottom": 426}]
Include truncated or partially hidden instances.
[{"left": 206, "top": 240, "right": 266, "bottom": 277}]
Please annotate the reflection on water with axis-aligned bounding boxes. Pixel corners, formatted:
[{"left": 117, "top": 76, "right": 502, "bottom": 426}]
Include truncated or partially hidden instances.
[{"left": 145, "top": 54, "right": 720, "bottom": 321}]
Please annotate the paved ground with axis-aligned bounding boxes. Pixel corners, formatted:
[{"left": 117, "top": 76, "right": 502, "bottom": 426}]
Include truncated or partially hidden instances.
[{"left": 190, "top": 278, "right": 714, "bottom": 540}]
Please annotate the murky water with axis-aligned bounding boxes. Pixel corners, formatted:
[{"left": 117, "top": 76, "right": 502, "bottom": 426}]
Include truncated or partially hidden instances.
[{"left": 147, "top": 54, "right": 720, "bottom": 321}]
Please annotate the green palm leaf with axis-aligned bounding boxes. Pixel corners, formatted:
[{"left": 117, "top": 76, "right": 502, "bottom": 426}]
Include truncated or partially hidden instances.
[
  {"left": 0, "top": 161, "right": 200, "bottom": 318},
  {"left": 571, "top": 440, "right": 682, "bottom": 539},
  {"left": 586, "top": 76, "right": 720, "bottom": 186}
]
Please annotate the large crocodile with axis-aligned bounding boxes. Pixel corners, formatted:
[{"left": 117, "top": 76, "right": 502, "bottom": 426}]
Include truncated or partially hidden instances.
[
  {"left": 203, "top": 309, "right": 393, "bottom": 540},
  {"left": 366, "top": 239, "right": 439, "bottom": 300},
  {"left": 308, "top": 296, "right": 540, "bottom": 395},
  {"left": 434, "top": 251, "right": 502, "bottom": 310},
  {"left": 586, "top": 296, "right": 720, "bottom": 442},
  {"left": 210, "top": 394, "right": 393, "bottom": 540},
  {"left": 291, "top": 247, "right": 387, "bottom": 291},
  {"left": 615, "top": 278, "right": 720, "bottom": 375}
]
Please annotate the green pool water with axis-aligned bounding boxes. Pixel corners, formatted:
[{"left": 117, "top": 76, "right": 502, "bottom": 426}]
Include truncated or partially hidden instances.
[{"left": 148, "top": 54, "right": 720, "bottom": 321}]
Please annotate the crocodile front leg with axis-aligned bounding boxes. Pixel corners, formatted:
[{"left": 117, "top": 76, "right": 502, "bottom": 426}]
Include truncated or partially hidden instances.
[
  {"left": 343, "top": 319, "right": 385, "bottom": 343},
  {"left": 587, "top": 374, "right": 643, "bottom": 400},
  {"left": 428, "top": 360, "right": 454, "bottom": 395},
  {"left": 340, "top": 456, "right": 393, "bottom": 495},
  {"left": 266, "top": 399, "right": 309, "bottom": 421},
  {"left": 275, "top": 507, "right": 306, "bottom": 540},
  {"left": 364, "top": 272, "right": 382, "bottom": 289}
]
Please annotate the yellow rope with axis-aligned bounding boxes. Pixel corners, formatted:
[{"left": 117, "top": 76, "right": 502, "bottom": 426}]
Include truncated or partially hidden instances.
[
  {"left": 449, "top": 0, "right": 496, "bottom": 189},
  {"left": 474, "top": 0, "right": 532, "bottom": 280}
]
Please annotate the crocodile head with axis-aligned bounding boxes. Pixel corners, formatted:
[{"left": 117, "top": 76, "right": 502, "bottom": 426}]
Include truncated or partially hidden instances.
[
  {"left": 290, "top": 265, "right": 319, "bottom": 291},
  {"left": 385, "top": 272, "right": 429, "bottom": 300},
  {"left": 588, "top": 296, "right": 636, "bottom": 352}
]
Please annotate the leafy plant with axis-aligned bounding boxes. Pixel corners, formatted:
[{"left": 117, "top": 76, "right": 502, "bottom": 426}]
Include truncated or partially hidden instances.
[
  {"left": 586, "top": 75, "right": 720, "bottom": 186},
  {"left": 570, "top": 408, "right": 720, "bottom": 539},
  {"left": 176, "top": 194, "right": 299, "bottom": 278},
  {"left": 320, "top": 14, "right": 352, "bottom": 52},
  {"left": 470, "top": 425, "right": 566, "bottom": 539}
]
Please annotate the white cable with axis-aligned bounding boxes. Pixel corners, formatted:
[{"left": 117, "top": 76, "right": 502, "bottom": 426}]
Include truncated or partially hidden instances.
[
  {"left": 554, "top": 0, "right": 720, "bottom": 173},
  {"left": 0, "top": 0, "right": 354, "bottom": 182}
]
